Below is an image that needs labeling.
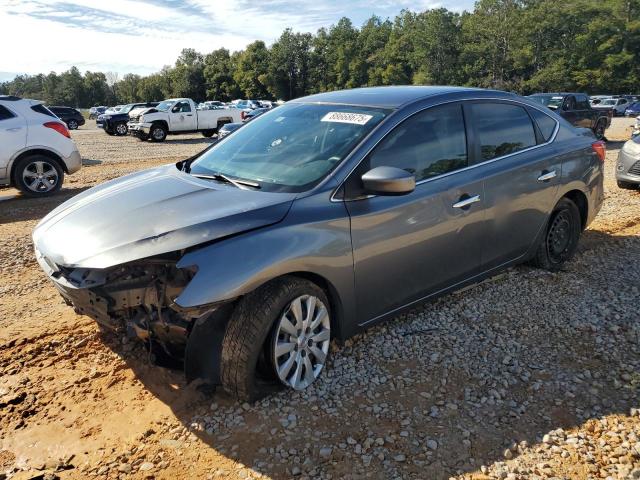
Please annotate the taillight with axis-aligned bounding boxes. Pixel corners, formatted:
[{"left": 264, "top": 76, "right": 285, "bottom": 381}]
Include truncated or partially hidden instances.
[
  {"left": 43, "top": 121, "right": 70, "bottom": 138},
  {"left": 591, "top": 141, "right": 606, "bottom": 162}
]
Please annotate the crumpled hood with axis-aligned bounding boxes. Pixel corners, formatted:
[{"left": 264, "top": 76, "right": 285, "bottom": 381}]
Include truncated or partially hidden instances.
[{"left": 33, "top": 164, "right": 295, "bottom": 269}]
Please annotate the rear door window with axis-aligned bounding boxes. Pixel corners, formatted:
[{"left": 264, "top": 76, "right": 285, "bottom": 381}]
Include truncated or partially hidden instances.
[
  {"left": 575, "top": 95, "right": 590, "bottom": 110},
  {"left": 469, "top": 103, "right": 537, "bottom": 161}
]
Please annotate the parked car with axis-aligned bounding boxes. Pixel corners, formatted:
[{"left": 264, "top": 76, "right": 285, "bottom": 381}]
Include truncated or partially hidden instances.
[
  {"left": 128, "top": 98, "right": 242, "bottom": 142},
  {"left": 616, "top": 135, "right": 640, "bottom": 189},
  {"left": 32, "top": 86, "right": 604, "bottom": 401},
  {"left": 48, "top": 106, "right": 85, "bottom": 130},
  {"left": 242, "top": 107, "right": 271, "bottom": 122},
  {"left": 528, "top": 93, "right": 611, "bottom": 140},
  {"left": 89, "top": 106, "right": 107, "bottom": 120},
  {"left": 0, "top": 95, "right": 81, "bottom": 196},
  {"left": 593, "top": 97, "right": 630, "bottom": 116},
  {"left": 234, "top": 99, "right": 260, "bottom": 110},
  {"left": 96, "top": 102, "right": 159, "bottom": 136},
  {"left": 624, "top": 102, "right": 640, "bottom": 117},
  {"left": 105, "top": 105, "right": 125, "bottom": 114},
  {"left": 217, "top": 122, "right": 243, "bottom": 138}
]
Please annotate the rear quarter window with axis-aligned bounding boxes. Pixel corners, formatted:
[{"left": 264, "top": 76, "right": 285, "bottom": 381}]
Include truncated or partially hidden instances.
[
  {"left": 529, "top": 108, "right": 558, "bottom": 143},
  {"left": 31, "top": 104, "right": 56, "bottom": 118}
]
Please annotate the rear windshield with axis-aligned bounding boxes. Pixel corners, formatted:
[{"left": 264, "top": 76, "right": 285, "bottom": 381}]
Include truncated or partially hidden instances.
[{"left": 31, "top": 104, "right": 56, "bottom": 118}]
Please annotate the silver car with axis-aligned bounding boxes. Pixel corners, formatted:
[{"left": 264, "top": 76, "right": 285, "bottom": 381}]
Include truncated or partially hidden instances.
[
  {"left": 33, "top": 87, "right": 605, "bottom": 401},
  {"left": 616, "top": 135, "right": 640, "bottom": 189}
]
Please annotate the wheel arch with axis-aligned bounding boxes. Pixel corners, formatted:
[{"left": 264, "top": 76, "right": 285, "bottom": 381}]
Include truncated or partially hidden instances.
[
  {"left": 151, "top": 119, "right": 169, "bottom": 130},
  {"left": 10, "top": 148, "right": 68, "bottom": 184},
  {"left": 560, "top": 189, "right": 588, "bottom": 230},
  {"left": 272, "top": 271, "right": 346, "bottom": 341}
]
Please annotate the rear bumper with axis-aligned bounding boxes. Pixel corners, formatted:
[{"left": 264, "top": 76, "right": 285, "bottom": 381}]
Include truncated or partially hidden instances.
[{"left": 63, "top": 149, "right": 82, "bottom": 174}]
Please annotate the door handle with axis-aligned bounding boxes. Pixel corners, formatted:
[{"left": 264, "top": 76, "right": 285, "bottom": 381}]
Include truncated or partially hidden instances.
[
  {"left": 6, "top": 127, "right": 22, "bottom": 132},
  {"left": 453, "top": 194, "right": 481, "bottom": 209},
  {"left": 186, "top": 114, "right": 193, "bottom": 116},
  {"left": 537, "top": 170, "right": 557, "bottom": 182}
]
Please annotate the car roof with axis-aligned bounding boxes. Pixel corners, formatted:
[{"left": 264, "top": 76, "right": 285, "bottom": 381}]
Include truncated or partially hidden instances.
[{"left": 291, "top": 86, "right": 508, "bottom": 108}]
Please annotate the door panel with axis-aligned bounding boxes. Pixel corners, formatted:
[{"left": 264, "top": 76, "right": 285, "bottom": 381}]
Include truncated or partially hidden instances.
[
  {"left": 0, "top": 110, "right": 26, "bottom": 175},
  {"left": 347, "top": 173, "right": 486, "bottom": 324},
  {"left": 467, "top": 101, "right": 562, "bottom": 269},
  {"left": 480, "top": 148, "right": 561, "bottom": 268},
  {"left": 169, "top": 102, "right": 196, "bottom": 131}
]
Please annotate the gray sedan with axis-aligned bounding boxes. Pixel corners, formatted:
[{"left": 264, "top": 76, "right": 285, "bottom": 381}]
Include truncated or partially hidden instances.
[
  {"left": 32, "top": 86, "right": 605, "bottom": 401},
  {"left": 616, "top": 135, "right": 640, "bottom": 189}
]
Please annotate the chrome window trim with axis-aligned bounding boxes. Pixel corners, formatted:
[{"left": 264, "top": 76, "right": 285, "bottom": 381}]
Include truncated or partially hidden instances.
[{"left": 331, "top": 97, "right": 560, "bottom": 203}]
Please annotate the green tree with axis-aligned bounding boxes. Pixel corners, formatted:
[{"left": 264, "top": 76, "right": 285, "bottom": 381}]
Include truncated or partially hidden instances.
[
  {"left": 269, "top": 29, "right": 313, "bottom": 100},
  {"left": 203, "top": 48, "right": 240, "bottom": 101},
  {"left": 234, "top": 41, "right": 270, "bottom": 99}
]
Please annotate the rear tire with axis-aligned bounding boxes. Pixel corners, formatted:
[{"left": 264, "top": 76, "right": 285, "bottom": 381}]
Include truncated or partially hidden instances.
[
  {"left": 202, "top": 129, "right": 215, "bottom": 138},
  {"left": 149, "top": 124, "right": 167, "bottom": 142},
  {"left": 617, "top": 180, "right": 638, "bottom": 190},
  {"left": 220, "top": 276, "right": 331, "bottom": 402},
  {"left": 12, "top": 154, "right": 64, "bottom": 197},
  {"left": 529, "top": 198, "right": 581, "bottom": 271},
  {"left": 594, "top": 120, "right": 606, "bottom": 140},
  {"left": 67, "top": 119, "right": 78, "bottom": 130}
]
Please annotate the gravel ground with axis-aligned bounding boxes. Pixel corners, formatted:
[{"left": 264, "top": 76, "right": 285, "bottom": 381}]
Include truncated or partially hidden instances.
[{"left": 0, "top": 119, "right": 638, "bottom": 480}]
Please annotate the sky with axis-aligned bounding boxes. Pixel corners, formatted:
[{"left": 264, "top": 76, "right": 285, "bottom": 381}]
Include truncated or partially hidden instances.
[{"left": 0, "top": 0, "right": 475, "bottom": 82}]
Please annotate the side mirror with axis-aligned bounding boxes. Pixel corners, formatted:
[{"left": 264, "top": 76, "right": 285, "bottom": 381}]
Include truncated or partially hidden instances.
[{"left": 361, "top": 166, "right": 415, "bottom": 196}]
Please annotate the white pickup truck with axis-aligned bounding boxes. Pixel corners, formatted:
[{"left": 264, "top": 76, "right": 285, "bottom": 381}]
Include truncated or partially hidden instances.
[{"left": 128, "top": 98, "right": 242, "bottom": 142}]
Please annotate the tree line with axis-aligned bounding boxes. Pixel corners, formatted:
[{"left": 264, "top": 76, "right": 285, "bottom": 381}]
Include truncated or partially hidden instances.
[{"left": 1, "top": 0, "right": 638, "bottom": 108}]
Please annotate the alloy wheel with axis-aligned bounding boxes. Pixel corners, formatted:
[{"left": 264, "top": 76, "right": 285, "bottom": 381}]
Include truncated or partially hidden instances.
[
  {"left": 152, "top": 127, "right": 164, "bottom": 140},
  {"left": 116, "top": 123, "right": 127, "bottom": 135},
  {"left": 272, "top": 295, "right": 330, "bottom": 390},
  {"left": 22, "top": 160, "right": 59, "bottom": 193}
]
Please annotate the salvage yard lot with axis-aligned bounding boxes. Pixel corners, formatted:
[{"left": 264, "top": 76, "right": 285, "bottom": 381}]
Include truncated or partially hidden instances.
[{"left": 0, "top": 119, "right": 639, "bottom": 479}]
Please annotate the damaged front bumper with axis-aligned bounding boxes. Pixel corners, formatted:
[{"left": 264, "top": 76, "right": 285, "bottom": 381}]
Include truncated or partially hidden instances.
[{"left": 36, "top": 249, "right": 210, "bottom": 359}]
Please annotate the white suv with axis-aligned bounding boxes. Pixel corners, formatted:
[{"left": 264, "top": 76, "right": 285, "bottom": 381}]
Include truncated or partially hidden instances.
[{"left": 0, "top": 96, "right": 81, "bottom": 196}]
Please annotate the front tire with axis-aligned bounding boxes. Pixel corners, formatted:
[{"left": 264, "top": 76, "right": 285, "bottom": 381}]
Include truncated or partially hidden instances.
[
  {"left": 529, "top": 198, "right": 581, "bottom": 271},
  {"left": 114, "top": 122, "right": 128, "bottom": 136},
  {"left": 220, "top": 277, "right": 331, "bottom": 402},
  {"left": 149, "top": 124, "right": 167, "bottom": 142},
  {"left": 12, "top": 154, "right": 64, "bottom": 197}
]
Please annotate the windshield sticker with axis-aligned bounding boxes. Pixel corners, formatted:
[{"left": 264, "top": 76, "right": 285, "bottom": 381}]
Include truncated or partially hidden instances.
[
  {"left": 321, "top": 112, "right": 373, "bottom": 125},
  {"left": 552, "top": 96, "right": 564, "bottom": 100}
]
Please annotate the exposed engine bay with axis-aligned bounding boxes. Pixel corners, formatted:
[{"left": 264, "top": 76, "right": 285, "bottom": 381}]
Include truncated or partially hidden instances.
[{"left": 49, "top": 255, "right": 203, "bottom": 360}]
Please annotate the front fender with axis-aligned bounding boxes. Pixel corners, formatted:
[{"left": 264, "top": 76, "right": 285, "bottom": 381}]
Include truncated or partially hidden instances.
[{"left": 175, "top": 193, "right": 357, "bottom": 338}]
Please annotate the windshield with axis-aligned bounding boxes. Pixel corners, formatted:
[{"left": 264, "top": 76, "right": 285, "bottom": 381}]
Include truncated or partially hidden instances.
[
  {"left": 530, "top": 95, "right": 564, "bottom": 109},
  {"left": 156, "top": 100, "right": 177, "bottom": 112},
  {"left": 120, "top": 104, "right": 136, "bottom": 114},
  {"left": 189, "top": 103, "right": 389, "bottom": 192}
]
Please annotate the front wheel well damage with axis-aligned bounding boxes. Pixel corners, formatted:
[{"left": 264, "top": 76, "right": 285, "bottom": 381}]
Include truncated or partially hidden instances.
[{"left": 184, "top": 271, "right": 344, "bottom": 388}]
